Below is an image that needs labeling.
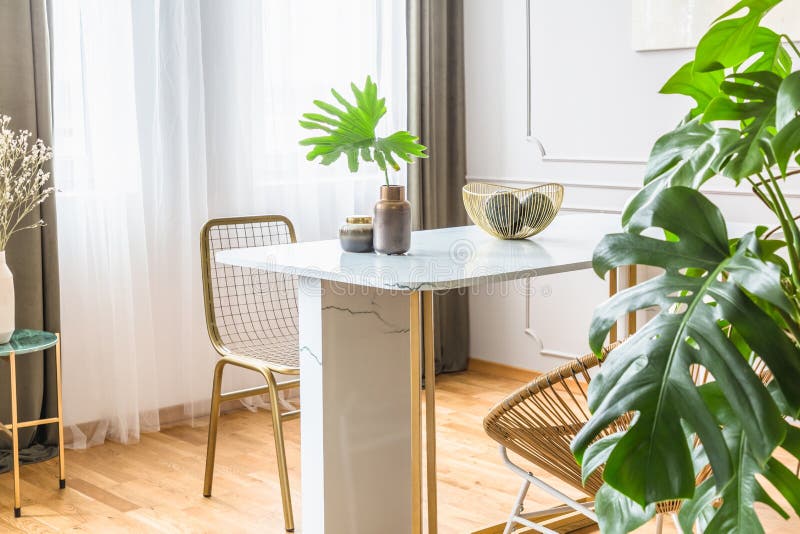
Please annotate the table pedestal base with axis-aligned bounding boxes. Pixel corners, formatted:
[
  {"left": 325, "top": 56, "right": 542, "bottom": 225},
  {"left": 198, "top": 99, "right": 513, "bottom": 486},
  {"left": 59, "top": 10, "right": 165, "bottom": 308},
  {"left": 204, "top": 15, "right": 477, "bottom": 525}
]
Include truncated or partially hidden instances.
[{"left": 299, "top": 279, "right": 413, "bottom": 533}]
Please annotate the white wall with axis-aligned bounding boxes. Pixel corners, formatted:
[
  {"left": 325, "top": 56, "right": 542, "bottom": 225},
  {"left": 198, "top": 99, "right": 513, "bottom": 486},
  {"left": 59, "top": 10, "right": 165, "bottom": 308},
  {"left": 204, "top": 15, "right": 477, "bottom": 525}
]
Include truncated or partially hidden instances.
[{"left": 464, "top": 0, "right": 798, "bottom": 372}]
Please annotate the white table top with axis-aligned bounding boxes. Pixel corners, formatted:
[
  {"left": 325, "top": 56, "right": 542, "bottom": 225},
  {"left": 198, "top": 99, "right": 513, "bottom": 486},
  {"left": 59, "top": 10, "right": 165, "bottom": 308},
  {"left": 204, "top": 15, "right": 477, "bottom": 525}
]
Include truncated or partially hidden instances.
[{"left": 215, "top": 212, "right": 624, "bottom": 291}]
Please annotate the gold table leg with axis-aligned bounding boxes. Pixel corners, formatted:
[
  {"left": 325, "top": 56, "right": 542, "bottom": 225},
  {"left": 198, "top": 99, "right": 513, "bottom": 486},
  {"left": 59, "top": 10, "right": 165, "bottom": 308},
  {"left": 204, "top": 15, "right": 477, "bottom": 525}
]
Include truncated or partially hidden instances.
[
  {"left": 627, "top": 265, "right": 638, "bottom": 335},
  {"left": 609, "top": 268, "right": 618, "bottom": 343},
  {"left": 410, "top": 291, "right": 441, "bottom": 533},
  {"left": 9, "top": 350, "right": 20, "bottom": 517},
  {"left": 609, "top": 266, "right": 639, "bottom": 340},
  {"left": 56, "top": 334, "right": 66, "bottom": 489},
  {"left": 410, "top": 292, "right": 423, "bottom": 534},
  {"left": 422, "top": 291, "right": 437, "bottom": 534}
]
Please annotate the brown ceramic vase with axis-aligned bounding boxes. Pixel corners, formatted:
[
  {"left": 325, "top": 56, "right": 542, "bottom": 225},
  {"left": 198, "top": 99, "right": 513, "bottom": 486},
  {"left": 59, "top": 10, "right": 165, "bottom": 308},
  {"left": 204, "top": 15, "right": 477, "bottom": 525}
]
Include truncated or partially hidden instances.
[{"left": 373, "top": 185, "right": 411, "bottom": 255}]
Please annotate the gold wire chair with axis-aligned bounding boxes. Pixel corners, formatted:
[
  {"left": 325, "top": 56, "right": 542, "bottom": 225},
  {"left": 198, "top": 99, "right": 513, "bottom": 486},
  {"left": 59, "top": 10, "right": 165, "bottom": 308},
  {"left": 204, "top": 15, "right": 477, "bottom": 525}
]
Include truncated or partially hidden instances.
[
  {"left": 483, "top": 341, "right": 775, "bottom": 534},
  {"left": 200, "top": 215, "right": 300, "bottom": 532}
]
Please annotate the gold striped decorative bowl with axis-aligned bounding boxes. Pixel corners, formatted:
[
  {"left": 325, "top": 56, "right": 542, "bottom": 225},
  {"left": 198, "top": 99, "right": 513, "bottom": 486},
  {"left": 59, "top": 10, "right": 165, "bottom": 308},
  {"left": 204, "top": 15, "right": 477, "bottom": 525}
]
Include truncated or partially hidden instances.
[{"left": 462, "top": 182, "right": 564, "bottom": 239}]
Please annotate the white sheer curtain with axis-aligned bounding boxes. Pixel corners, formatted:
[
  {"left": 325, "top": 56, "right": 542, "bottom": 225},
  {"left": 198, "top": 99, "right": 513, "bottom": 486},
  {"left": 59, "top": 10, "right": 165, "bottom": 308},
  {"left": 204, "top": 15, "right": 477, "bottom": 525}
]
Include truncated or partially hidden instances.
[{"left": 52, "top": 0, "right": 407, "bottom": 448}]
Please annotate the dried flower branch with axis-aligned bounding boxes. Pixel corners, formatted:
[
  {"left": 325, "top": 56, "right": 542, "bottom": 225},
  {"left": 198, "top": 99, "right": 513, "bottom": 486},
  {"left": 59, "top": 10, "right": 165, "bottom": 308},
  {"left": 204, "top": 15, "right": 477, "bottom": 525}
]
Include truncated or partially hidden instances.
[{"left": 0, "top": 115, "right": 54, "bottom": 250}]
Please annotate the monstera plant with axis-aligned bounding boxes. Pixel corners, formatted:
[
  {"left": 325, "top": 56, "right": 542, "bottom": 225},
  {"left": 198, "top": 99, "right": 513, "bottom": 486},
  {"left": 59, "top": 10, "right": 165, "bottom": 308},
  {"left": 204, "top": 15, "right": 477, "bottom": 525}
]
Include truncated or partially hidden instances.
[{"left": 572, "top": 1, "right": 800, "bottom": 532}]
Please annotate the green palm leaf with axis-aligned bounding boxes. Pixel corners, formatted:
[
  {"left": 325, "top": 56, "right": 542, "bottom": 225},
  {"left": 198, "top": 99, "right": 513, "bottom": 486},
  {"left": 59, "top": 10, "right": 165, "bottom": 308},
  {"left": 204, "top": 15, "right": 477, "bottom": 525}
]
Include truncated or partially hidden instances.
[{"left": 299, "top": 76, "right": 427, "bottom": 184}]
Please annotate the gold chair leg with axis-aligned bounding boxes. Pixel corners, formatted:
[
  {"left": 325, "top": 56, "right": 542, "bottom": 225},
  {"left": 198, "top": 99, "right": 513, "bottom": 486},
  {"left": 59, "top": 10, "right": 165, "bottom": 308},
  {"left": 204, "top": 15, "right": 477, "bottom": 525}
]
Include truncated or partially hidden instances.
[
  {"left": 55, "top": 334, "right": 66, "bottom": 489},
  {"left": 410, "top": 291, "right": 423, "bottom": 534},
  {"left": 264, "top": 370, "right": 294, "bottom": 532},
  {"left": 203, "top": 359, "right": 226, "bottom": 497},
  {"left": 9, "top": 351, "right": 20, "bottom": 517}
]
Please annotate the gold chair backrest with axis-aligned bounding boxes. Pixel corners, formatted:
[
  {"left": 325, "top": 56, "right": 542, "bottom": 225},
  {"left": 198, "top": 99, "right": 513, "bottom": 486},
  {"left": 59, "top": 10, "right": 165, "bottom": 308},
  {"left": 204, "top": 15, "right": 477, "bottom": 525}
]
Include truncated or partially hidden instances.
[{"left": 200, "top": 215, "right": 298, "bottom": 360}]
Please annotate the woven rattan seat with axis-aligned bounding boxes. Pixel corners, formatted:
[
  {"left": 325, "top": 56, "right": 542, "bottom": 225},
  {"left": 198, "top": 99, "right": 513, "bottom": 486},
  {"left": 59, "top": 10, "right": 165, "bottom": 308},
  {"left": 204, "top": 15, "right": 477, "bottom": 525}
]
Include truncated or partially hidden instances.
[
  {"left": 484, "top": 342, "right": 624, "bottom": 498},
  {"left": 483, "top": 340, "right": 774, "bottom": 533}
]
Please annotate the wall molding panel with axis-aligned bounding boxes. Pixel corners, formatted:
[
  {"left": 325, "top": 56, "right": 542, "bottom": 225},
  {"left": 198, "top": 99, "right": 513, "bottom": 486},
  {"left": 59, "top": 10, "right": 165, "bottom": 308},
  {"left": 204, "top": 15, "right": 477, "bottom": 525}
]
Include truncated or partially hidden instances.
[
  {"left": 466, "top": 175, "right": 800, "bottom": 199},
  {"left": 523, "top": 0, "right": 799, "bottom": 170},
  {"left": 464, "top": 0, "right": 795, "bottom": 374},
  {"left": 524, "top": 0, "right": 654, "bottom": 165}
]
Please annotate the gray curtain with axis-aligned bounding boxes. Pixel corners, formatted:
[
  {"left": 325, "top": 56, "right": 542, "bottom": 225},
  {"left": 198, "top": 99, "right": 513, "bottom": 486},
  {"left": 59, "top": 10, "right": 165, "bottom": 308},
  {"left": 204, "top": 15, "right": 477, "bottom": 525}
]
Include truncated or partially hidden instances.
[
  {"left": 407, "top": 0, "right": 469, "bottom": 374},
  {"left": 0, "top": 0, "right": 60, "bottom": 472}
]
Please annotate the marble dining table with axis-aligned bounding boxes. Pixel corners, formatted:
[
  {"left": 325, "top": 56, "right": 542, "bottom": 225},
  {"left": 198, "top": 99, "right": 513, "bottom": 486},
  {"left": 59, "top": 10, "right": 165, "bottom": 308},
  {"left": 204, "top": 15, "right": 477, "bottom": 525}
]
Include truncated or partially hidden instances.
[{"left": 215, "top": 212, "right": 623, "bottom": 534}]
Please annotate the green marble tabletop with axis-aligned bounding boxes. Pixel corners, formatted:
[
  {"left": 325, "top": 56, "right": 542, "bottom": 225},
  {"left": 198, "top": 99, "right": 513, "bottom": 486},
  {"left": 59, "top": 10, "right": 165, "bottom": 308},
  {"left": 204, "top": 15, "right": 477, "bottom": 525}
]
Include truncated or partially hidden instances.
[{"left": 0, "top": 329, "right": 58, "bottom": 357}]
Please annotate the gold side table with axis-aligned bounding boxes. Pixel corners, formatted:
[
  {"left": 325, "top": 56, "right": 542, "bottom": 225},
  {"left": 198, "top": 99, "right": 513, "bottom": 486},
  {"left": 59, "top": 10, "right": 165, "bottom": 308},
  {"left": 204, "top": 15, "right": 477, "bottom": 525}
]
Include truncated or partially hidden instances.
[{"left": 0, "top": 329, "right": 65, "bottom": 517}]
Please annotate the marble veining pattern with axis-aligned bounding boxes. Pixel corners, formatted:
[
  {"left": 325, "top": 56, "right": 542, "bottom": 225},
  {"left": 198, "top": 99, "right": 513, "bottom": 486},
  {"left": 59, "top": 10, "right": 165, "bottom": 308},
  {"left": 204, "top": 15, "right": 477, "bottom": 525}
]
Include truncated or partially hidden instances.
[
  {"left": 322, "top": 304, "right": 410, "bottom": 334},
  {"left": 299, "top": 279, "right": 412, "bottom": 532},
  {"left": 299, "top": 345, "right": 322, "bottom": 366}
]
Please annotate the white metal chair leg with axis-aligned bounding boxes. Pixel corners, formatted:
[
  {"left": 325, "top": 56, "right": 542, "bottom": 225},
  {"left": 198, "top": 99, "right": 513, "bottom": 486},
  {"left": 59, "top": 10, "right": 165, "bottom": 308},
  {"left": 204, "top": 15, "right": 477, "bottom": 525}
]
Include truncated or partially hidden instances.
[
  {"left": 671, "top": 513, "right": 681, "bottom": 533},
  {"left": 504, "top": 479, "right": 531, "bottom": 534},
  {"left": 500, "top": 447, "right": 597, "bottom": 521},
  {"left": 655, "top": 513, "right": 664, "bottom": 534},
  {"left": 499, "top": 446, "right": 596, "bottom": 534}
]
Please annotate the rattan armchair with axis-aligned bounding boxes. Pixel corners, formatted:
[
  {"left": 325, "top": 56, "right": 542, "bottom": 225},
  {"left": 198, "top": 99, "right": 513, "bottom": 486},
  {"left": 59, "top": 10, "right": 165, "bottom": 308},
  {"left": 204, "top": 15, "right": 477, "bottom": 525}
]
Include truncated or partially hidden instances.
[
  {"left": 200, "top": 215, "right": 300, "bottom": 532},
  {"left": 482, "top": 342, "right": 624, "bottom": 534},
  {"left": 483, "top": 341, "right": 775, "bottom": 534}
]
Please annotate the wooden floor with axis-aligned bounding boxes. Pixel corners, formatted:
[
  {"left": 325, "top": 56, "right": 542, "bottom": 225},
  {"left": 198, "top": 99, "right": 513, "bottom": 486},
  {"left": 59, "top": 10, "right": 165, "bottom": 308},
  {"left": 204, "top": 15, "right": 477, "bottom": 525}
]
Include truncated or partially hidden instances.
[{"left": 0, "top": 369, "right": 797, "bottom": 533}]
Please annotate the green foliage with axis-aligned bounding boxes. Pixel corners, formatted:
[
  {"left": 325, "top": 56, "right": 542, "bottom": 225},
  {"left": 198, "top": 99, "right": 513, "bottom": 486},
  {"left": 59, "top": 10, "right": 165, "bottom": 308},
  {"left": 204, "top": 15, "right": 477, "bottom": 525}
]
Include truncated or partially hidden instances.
[
  {"left": 678, "top": 383, "right": 799, "bottom": 533},
  {"left": 299, "top": 76, "right": 427, "bottom": 185},
  {"left": 622, "top": 118, "right": 737, "bottom": 228},
  {"left": 574, "top": 0, "right": 800, "bottom": 531},
  {"left": 660, "top": 62, "right": 724, "bottom": 118},
  {"left": 703, "top": 71, "right": 782, "bottom": 180},
  {"left": 575, "top": 187, "right": 797, "bottom": 503},
  {"left": 694, "top": 0, "right": 780, "bottom": 72},
  {"left": 595, "top": 484, "right": 655, "bottom": 534},
  {"left": 748, "top": 27, "right": 793, "bottom": 76},
  {"left": 774, "top": 72, "right": 800, "bottom": 173}
]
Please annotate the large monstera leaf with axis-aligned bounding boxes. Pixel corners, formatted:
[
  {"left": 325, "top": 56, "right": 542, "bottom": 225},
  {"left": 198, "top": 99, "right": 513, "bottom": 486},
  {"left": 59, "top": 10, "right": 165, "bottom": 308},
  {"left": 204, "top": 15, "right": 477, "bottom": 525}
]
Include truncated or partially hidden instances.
[
  {"left": 678, "top": 383, "right": 800, "bottom": 534},
  {"left": 572, "top": 186, "right": 800, "bottom": 508},
  {"left": 773, "top": 71, "right": 800, "bottom": 173},
  {"left": 694, "top": 0, "right": 781, "bottom": 72},
  {"left": 660, "top": 61, "right": 724, "bottom": 118},
  {"left": 662, "top": 27, "right": 789, "bottom": 120},
  {"left": 621, "top": 118, "right": 737, "bottom": 229},
  {"left": 299, "top": 76, "right": 427, "bottom": 174},
  {"left": 702, "top": 71, "right": 783, "bottom": 181},
  {"left": 594, "top": 484, "right": 655, "bottom": 534},
  {"left": 747, "top": 27, "right": 793, "bottom": 77},
  {"left": 625, "top": 70, "right": 784, "bottom": 228}
]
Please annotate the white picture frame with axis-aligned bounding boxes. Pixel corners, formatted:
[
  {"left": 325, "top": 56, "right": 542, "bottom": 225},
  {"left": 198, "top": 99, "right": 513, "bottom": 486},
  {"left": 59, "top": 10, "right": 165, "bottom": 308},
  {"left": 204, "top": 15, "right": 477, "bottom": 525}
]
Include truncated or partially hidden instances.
[{"left": 632, "top": 0, "right": 800, "bottom": 52}]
